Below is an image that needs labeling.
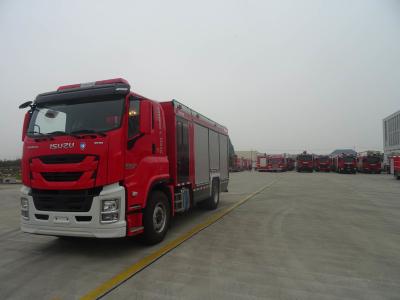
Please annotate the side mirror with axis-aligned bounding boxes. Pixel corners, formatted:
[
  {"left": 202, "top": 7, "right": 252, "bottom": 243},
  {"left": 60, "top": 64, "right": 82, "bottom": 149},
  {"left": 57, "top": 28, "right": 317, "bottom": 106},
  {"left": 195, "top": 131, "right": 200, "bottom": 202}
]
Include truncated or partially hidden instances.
[
  {"left": 139, "top": 101, "right": 152, "bottom": 134},
  {"left": 19, "top": 101, "right": 33, "bottom": 109},
  {"left": 22, "top": 112, "right": 31, "bottom": 141}
]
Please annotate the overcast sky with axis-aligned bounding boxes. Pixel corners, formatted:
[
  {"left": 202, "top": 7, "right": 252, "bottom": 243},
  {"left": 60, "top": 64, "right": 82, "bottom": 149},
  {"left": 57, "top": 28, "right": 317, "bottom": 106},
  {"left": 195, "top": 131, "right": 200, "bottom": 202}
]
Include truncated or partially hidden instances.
[{"left": 0, "top": 0, "right": 399, "bottom": 159}]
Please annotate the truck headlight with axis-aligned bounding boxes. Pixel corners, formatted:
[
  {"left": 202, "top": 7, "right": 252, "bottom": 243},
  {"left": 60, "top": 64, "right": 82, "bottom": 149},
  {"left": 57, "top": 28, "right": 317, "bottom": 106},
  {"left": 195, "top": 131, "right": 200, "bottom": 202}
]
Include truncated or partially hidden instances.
[
  {"left": 102, "top": 199, "right": 119, "bottom": 212},
  {"left": 21, "top": 197, "right": 29, "bottom": 220},
  {"left": 101, "top": 199, "right": 119, "bottom": 223}
]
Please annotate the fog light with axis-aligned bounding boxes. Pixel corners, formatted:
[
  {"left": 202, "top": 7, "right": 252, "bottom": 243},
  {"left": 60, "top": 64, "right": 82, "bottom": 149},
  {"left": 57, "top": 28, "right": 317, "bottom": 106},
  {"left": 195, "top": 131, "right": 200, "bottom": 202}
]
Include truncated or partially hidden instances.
[
  {"left": 101, "top": 212, "right": 119, "bottom": 223},
  {"left": 21, "top": 197, "right": 29, "bottom": 220}
]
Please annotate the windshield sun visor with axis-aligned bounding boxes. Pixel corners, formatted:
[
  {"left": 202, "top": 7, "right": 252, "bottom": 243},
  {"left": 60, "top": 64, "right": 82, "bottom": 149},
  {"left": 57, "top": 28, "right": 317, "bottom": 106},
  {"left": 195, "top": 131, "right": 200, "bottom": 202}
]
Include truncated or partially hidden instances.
[{"left": 34, "top": 83, "right": 130, "bottom": 106}]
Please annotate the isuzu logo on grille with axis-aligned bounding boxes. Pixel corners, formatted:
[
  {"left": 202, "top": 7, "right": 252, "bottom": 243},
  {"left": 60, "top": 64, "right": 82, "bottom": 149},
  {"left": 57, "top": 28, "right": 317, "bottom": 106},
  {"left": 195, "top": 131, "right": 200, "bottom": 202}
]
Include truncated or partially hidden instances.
[{"left": 49, "top": 142, "right": 75, "bottom": 150}]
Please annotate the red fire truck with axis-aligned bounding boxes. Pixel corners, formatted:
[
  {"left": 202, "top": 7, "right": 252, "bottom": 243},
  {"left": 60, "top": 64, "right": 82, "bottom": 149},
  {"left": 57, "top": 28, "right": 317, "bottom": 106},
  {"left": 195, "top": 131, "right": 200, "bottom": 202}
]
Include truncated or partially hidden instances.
[
  {"left": 231, "top": 155, "right": 245, "bottom": 172},
  {"left": 266, "top": 154, "right": 289, "bottom": 172},
  {"left": 314, "top": 155, "right": 331, "bottom": 172},
  {"left": 287, "top": 157, "right": 295, "bottom": 171},
  {"left": 356, "top": 151, "right": 382, "bottom": 174},
  {"left": 390, "top": 156, "right": 400, "bottom": 180},
  {"left": 18, "top": 78, "right": 229, "bottom": 244},
  {"left": 296, "top": 152, "right": 313, "bottom": 172},
  {"left": 242, "top": 158, "right": 252, "bottom": 171},
  {"left": 256, "top": 154, "right": 268, "bottom": 172},
  {"left": 331, "top": 153, "right": 357, "bottom": 174}
]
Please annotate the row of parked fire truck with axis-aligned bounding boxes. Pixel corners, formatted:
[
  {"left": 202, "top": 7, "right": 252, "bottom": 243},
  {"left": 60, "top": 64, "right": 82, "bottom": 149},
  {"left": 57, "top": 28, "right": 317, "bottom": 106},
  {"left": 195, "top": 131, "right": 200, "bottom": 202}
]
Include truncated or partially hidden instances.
[{"left": 255, "top": 151, "right": 400, "bottom": 178}]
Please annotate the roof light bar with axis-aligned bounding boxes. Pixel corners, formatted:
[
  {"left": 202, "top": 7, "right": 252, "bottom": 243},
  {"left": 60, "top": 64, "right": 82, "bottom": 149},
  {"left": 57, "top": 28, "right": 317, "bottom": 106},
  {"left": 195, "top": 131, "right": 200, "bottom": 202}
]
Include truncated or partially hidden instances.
[{"left": 57, "top": 78, "right": 129, "bottom": 91}]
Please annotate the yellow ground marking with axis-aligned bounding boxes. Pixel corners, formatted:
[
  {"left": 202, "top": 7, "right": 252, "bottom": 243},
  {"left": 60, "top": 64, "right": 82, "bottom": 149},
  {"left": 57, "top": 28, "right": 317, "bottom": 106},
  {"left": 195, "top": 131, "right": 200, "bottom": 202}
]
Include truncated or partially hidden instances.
[{"left": 81, "top": 180, "right": 276, "bottom": 300}]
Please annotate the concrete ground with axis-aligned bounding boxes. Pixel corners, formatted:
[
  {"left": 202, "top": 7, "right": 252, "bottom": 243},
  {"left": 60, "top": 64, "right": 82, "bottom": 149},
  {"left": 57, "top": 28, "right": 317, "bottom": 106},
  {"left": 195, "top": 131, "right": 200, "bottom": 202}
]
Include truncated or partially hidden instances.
[{"left": 0, "top": 172, "right": 400, "bottom": 299}]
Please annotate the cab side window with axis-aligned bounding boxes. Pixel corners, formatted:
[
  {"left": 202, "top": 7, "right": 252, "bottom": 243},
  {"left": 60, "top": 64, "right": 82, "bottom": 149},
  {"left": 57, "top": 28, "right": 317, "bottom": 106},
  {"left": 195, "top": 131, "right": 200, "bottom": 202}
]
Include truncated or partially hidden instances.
[{"left": 128, "top": 99, "right": 140, "bottom": 139}]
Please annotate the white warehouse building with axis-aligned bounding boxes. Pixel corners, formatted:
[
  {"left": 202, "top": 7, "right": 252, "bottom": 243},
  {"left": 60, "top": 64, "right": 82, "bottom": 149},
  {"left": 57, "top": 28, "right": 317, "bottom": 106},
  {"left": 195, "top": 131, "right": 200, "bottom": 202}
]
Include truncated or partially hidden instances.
[{"left": 383, "top": 110, "right": 400, "bottom": 168}]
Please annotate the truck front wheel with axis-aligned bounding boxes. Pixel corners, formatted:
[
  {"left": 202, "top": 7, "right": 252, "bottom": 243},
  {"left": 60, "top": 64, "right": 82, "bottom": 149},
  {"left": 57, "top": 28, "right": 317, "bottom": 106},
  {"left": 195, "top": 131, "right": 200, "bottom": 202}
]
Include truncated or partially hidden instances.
[{"left": 143, "top": 190, "right": 170, "bottom": 245}]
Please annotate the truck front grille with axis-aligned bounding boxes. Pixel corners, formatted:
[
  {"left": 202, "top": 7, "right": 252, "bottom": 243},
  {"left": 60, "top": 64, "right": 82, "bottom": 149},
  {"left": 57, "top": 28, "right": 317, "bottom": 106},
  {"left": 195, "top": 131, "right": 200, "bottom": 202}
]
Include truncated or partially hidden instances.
[
  {"left": 41, "top": 172, "right": 83, "bottom": 182},
  {"left": 31, "top": 187, "right": 102, "bottom": 212},
  {"left": 39, "top": 154, "right": 87, "bottom": 164}
]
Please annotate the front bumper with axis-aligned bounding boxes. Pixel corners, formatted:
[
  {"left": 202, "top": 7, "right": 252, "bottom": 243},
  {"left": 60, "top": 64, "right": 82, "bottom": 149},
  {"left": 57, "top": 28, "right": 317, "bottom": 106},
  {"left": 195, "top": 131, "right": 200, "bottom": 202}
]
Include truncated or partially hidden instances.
[
  {"left": 20, "top": 184, "right": 126, "bottom": 238},
  {"left": 318, "top": 167, "right": 330, "bottom": 171},
  {"left": 339, "top": 167, "right": 356, "bottom": 174},
  {"left": 297, "top": 166, "right": 313, "bottom": 171}
]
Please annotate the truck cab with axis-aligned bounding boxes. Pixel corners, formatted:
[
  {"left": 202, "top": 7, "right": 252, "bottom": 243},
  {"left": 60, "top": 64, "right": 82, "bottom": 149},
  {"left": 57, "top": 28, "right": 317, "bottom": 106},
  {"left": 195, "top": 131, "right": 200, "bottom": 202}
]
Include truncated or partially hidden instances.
[
  {"left": 267, "top": 155, "right": 287, "bottom": 172},
  {"left": 357, "top": 152, "right": 382, "bottom": 174},
  {"left": 314, "top": 155, "right": 331, "bottom": 172},
  {"left": 296, "top": 152, "right": 313, "bottom": 172},
  {"left": 332, "top": 154, "right": 356, "bottom": 174}
]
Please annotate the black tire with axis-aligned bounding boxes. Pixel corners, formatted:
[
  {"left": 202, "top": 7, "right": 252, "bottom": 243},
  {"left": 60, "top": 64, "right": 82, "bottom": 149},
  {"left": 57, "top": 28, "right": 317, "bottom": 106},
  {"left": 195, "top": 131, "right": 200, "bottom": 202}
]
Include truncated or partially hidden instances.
[
  {"left": 143, "top": 190, "right": 170, "bottom": 245},
  {"left": 56, "top": 236, "right": 86, "bottom": 242},
  {"left": 201, "top": 179, "right": 220, "bottom": 210}
]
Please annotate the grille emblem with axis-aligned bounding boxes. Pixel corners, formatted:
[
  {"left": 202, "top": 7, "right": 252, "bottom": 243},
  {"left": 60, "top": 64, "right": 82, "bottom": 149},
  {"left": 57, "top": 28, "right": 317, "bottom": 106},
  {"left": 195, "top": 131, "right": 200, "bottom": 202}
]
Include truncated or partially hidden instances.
[{"left": 80, "top": 142, "right": 86, "bottom": 151}]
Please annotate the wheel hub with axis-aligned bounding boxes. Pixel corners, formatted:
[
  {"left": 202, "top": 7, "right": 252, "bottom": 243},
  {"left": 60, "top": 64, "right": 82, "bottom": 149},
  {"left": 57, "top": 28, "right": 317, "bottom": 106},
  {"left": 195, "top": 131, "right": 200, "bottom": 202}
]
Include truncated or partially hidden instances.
[{"left": 153, "top": 203, "right": 166, "bottom": 233}]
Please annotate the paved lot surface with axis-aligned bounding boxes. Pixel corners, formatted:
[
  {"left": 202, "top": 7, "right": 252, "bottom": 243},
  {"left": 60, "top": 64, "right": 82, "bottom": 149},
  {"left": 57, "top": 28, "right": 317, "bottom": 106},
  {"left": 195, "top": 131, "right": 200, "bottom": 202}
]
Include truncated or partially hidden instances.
[{"left": 0, "top": 172, "right": 400, "bottom": 299}]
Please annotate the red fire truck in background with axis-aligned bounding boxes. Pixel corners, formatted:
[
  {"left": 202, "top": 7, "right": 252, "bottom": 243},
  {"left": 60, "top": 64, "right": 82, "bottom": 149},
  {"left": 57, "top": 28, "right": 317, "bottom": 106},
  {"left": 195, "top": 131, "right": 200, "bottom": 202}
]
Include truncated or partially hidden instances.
[
  {"left": 230, "top": 155, "right": 251, "bottom": 172},
  {"left": 266, "top": 154, "right": 289, "bottom": 172},
  {"left": 356, "top": 151, "right": 382, "bottom": 174},
  {"left": 314, "top": 155, "right": 331, "bottom": 172},
  {"left": 331, "top": 153, "right": 357, "bottom": 174},
  {"left": 18, "top": 78, "right": 229, "bottom": 244},
  {"left": 243, "top": 158, "right": 252, "bottom": 170},
  {"left": 230, "top": 155, "right": 242, "bottom": 172},
  {"left": 390, "top": 156, "right": 400, "bottom": 180},
  {"left": 296, "top": 152, "right": 313, "bottom": 172},
  {"left": 287, "top": 157, "right": 295, "bottom": 171},
  {"left": 256, "top": 154, "right": 268, "bottom": 172}
]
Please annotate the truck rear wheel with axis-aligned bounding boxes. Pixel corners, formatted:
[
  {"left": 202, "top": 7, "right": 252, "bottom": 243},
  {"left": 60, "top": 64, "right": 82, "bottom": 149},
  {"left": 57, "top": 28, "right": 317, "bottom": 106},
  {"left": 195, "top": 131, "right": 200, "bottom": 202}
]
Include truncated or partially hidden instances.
[
  {"left": 143, "top": 190, "right": 170, "bottom": 245},
  {"left": 200, "top": 179, "right": 220, "bottom": 210}
]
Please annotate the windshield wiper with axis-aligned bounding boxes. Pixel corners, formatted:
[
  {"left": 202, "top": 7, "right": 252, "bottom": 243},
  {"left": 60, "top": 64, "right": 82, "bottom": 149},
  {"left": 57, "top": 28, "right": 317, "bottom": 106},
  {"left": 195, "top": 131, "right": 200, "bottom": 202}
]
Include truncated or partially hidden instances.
[
  {"left": 27, "top": 131, "right": 54, "bottom": 141},
  {"left": 46, "top": 131, "right": 68, "bottom": 136},
  {"left": 27, "top": 130, "right": 45, "bottom": 136},
  {"left": 70, "top": 129, "right": 107, "bottom": 137}
]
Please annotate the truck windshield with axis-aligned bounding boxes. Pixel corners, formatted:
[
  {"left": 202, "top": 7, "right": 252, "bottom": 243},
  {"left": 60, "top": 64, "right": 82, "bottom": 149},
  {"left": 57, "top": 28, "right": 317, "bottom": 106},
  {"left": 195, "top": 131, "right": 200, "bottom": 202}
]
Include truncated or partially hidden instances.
[
  {"left": 367, "top": 156, "right": 380, "bottom": 163},
  {"left": 298, "top": 155, "right": 312, "bottom": 161},
  {"left": 270, "top": 158, "right": 282, "bottom": 164},
  {"left": 319, "top": 156, "right": 329, "bottom": 162},
  {"left": 27, "top": 97, "right": 125, "bottom": 137},
  {"left": 343, "top": 156, "right": 355, "bottom": 163}
]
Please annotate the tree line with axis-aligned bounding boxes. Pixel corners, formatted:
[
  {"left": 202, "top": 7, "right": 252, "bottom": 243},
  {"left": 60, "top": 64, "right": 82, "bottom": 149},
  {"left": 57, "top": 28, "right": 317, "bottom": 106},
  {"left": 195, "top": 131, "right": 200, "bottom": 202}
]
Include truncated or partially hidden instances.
[{"left": 0, "top": 159, "right": 21, "bottom": 168}]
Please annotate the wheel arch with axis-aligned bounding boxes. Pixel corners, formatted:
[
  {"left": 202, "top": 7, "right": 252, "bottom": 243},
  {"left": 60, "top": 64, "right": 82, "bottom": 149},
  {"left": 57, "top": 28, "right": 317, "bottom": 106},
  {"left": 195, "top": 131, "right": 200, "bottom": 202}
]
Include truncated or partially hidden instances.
[{"left": 147, "top": 179, "right": 173, "bottom": 214}]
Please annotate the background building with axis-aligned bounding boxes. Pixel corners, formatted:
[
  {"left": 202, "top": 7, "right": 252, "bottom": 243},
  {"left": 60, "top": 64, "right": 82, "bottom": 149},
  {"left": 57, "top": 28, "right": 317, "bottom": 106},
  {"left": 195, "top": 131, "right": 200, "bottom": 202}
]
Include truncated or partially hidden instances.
[
  {"left": 330, "top": 149, "right": 357, "bottom": 156},
  {"left": 383, "top": 110, "right": 400, "bottom": 167}
]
